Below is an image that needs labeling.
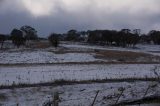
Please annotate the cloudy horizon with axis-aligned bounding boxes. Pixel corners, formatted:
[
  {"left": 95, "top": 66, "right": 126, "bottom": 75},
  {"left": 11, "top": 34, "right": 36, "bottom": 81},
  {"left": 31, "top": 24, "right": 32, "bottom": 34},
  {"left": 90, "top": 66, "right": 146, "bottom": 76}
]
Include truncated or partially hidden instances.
[{"left": 0, "top": 0, "right": 160, "bottom": 36}]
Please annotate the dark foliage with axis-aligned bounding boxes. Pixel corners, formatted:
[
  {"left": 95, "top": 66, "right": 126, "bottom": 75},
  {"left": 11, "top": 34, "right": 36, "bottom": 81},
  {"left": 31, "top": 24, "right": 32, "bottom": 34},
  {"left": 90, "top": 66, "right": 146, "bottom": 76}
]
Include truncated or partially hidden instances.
[
  {"left": 48, "top": 33, "right": 59, "bottom": 47},
  {"left": 87, "top": 29, "right": 140, "bottom": 47},
  {"left": 148, "top": 30, "right": 160, "bottom": 45},
  {"left": 0, "top": 34, "right": 7, "bottom": 49},
  {"left": 10, "top": 29, "right": 26, "bottom": 48},
  {"left": 139, "top": 34, "right": 151, "bottom": 44},
  {"left": 66, "top": 29, "right": 81, "bottom": 41},
  {"left": 20, "top": 25, "right": 38, "bottom": 41}
]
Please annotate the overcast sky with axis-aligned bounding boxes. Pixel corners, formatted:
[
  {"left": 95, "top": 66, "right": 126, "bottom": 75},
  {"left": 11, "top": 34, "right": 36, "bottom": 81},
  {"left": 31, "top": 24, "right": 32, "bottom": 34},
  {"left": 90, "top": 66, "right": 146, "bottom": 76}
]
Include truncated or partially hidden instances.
[{"left": 0, "top": 0, "right": 160, "bottom": 36}]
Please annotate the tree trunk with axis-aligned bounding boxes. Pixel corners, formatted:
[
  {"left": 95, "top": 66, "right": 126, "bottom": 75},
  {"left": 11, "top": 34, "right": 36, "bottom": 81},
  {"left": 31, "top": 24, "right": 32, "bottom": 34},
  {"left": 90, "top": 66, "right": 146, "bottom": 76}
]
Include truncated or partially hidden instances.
[{"left": 1, "top": 41, "right": 4, "bottom": 49}]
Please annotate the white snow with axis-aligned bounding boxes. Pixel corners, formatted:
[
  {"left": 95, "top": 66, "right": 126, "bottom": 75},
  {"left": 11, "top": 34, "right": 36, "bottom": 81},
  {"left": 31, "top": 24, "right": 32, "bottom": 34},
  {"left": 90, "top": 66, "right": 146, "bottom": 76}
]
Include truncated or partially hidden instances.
[
  {"left": 0, "top": 64, "right": 159, "bottom": 86},
  {"left": 62, "top": 43, "right": 160, "bottom": 56},
  {"left": 1, "top": 43, "right": 160, "bottom": 64},
  {"left": 1, "top": 42, "right": 160, "bottom": 105},
  {"left": 0, "top": 81, "right": 159, "bottom": 106},
  {"left": 0, "top": 51, "right": 99, "bottom": 64}
]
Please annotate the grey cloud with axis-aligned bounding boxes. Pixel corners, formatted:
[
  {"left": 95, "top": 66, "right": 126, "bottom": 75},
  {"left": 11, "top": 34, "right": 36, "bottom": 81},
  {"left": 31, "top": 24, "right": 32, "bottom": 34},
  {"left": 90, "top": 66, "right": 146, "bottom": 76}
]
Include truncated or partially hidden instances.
[
  {"left": 0, "top": 0, "right": 4, "bottom": 2},
  {"left": 0, "top": 0, "right": 160, "bottom": 37}
]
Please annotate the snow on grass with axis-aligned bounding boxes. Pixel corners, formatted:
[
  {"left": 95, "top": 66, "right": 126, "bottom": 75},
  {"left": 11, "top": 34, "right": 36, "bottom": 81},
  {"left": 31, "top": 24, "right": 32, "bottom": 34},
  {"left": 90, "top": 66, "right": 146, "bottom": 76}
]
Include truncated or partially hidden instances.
[
  {"left": 0, "top": 81, "right": 159, "bottom": 106},
  {"left": 0, "top": 64, "right": 159, "bottom": 86},
  {"left": 62, "top": 43, "right": 160, "bottom": 52},
  {"left": 1, "top": 43, "right": 159, "bottom": 64},
  {"left": 0, "top": 51, "right": 99, "bottom": 64},
  {"left": 62, "top": 43, "right": 160, "bottom": 56}
]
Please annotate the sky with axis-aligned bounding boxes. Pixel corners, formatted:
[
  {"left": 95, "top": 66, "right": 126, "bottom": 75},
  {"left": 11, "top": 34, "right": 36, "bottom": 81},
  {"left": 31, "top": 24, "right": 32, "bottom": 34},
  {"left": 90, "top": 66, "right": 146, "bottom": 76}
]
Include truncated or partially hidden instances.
[{"left": 0, "top": 0, "right": 160, "bottom": 37}]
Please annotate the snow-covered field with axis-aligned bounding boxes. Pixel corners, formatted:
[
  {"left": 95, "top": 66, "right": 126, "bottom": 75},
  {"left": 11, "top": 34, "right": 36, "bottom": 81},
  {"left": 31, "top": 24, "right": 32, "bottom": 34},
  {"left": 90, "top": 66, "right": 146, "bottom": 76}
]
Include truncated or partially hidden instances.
[
  {"left": 0, "top": 81, "right": 159, "bottom": 106},
  {"left": 0, "top": 51, "right": 99, "bottom": 64},
  {"left": 1, "top": 42, "right": 160, "bottom": 64},
  {"left": 0, "top": 42, "right": 160, "bottom": 105},
  {"left": 62, "top": 43, "right": 160, "bottom": 56},
  {"left": 0, "top": 64, "right": 159, "bottom": 86},
  {"left": 0, "top": 43, "right": 160, "bottom": 64}
]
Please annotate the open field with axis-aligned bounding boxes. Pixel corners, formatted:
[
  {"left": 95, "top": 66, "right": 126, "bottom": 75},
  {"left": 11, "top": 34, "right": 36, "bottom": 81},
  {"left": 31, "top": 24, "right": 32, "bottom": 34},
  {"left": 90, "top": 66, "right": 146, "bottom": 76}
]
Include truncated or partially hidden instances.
[
  {"left": 0, "top": 64, "right": 160, "bottom": 86},
  {"left": 61, "top": 42, "right": 160, "bottom": 56},
  {"left": 1, "top": 42, "right": 160, "bottom": 64},
  {"left": 0, "top": 41, "right": 160, "bottom": 105},
  {"left": 1, "top": 1, "right": 160, "bottom": 105},
  {"left": 0, "top": 51, "right": 99, "bottom": 64}
]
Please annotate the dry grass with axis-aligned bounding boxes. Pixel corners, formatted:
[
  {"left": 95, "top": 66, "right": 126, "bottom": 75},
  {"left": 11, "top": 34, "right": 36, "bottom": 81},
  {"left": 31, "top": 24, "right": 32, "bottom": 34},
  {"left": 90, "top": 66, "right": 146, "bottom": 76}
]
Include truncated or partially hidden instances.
[
  {"left": 1, "top": 61, "right": 160, "bottom": 68},
  {"left": 26, "top": 41, "right": 50, "bottom": 49},
  {"left": 0, "top": 78, "right": 159, "bottom": 90},
  {"left": 0, "top": 93, "right": 7, "bottom": 101},
  {"left": 53, "top": 50, "right": 93, "bottom": 54},
  {"left": 95, "top": 50, "right": 160, "bottom": 62}
]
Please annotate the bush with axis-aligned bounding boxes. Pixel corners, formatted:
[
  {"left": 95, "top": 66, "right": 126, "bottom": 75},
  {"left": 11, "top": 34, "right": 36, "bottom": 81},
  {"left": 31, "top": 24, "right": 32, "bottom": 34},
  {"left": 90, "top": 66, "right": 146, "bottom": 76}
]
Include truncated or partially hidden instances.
[{"left": 48, "top": 33, "right": 59, "bottom": 48}]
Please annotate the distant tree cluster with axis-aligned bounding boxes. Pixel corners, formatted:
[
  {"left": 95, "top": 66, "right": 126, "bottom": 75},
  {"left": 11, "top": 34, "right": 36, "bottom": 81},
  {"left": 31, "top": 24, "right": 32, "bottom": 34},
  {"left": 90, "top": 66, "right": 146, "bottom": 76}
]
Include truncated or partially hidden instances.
[
  {"left": 66, "top": 30, "right": 79, "bottom": 41},
  {"left": 139, "top": 30, "right": 160, "bottom": 44},
  {"left": 10, "top": 25, "right": 38, "bottom": 48},
  {"left": 88, "top": 29, "right": 140, "bottom": 47},
  {"left": 61, "top": 29, "right": 88, "bottom": 41},
  {"left": 1, "top": 26, "right": 160, "bottom": 49},
  {"left": 49, "top": 28, "right": 160, "bottom": 48},
  {"left": 0, "top": 25, "right": 38, "bottom": 49},
  {"left": 20, "top": 26, "right": 38, "bottom": 41},
  {"left": 148, "top": 30, "right": 160, "bottom": 44},
  {"left": 10, "top": 29, "right": 26, "bottom": 48}
]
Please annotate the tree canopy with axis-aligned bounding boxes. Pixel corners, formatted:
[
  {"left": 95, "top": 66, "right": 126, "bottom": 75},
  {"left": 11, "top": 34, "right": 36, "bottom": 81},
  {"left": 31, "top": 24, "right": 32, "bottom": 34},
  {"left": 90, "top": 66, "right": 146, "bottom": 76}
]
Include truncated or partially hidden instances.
[
  {"left": 20, "top": 25, "right": 38, "bottom": 41},
  {"left": 10, "top": 29, "right": 26, "bottom": 48}
]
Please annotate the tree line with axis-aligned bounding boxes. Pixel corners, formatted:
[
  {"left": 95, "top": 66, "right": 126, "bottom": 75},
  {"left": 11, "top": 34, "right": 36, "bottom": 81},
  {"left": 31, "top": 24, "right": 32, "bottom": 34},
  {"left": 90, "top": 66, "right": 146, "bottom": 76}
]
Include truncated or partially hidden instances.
[
  {"left": 87, "top": 29, "right": 140, "bottom": 47},
  {"left": 60, "top": 29, "right": 160, "bottom": 48},
  {"left": 0, "top": 25, "right": 60, "bottom": 49},
  {"left": 1, "top": 27, "right": 160, "bottom": 49},
  {"left": 0, "top": 25, "right": 38, "bottom": 49}
]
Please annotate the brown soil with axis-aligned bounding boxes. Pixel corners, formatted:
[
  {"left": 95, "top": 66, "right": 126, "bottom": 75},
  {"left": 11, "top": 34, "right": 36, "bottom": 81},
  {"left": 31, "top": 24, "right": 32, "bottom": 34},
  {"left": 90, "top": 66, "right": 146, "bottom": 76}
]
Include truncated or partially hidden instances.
[
  {"left": 0, "top": 62, "right": 160, "bottom": 68},
  {"left": 95, "top": 50, "right": 160, "bottom": 62},
  {"left": 26, "top": 41, "right": 50, "bottom": 49}
]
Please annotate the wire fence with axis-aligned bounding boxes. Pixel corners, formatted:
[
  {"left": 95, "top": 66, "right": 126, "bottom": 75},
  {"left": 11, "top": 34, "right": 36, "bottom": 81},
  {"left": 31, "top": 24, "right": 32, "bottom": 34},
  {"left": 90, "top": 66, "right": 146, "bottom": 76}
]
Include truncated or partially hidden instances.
[{"left": 2, "top": 82, "right": 159, "bottom": 106}]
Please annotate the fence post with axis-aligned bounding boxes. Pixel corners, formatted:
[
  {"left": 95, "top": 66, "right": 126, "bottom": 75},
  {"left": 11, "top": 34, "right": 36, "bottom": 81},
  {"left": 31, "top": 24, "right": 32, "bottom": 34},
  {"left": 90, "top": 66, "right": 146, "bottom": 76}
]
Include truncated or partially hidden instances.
[
  {"left": 54, "top": 92, "right": 59, "bottom": 106},
  {"left": 115, "top": 87, "right": 125, "bottom": 105},
  {"left": 91, "top": 90, "right": 100, "bottom": 106}
]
